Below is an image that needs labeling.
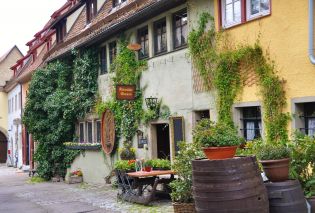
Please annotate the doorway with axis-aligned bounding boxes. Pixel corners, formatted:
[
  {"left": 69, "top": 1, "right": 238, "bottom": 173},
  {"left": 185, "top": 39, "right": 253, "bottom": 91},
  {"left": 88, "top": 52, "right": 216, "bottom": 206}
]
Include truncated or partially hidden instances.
[
  {"left": 0, "top": 132, "right": 7, "bottom": 163},
  {"left": 156, "top": 124, "right": 170, "bottom": 160}
]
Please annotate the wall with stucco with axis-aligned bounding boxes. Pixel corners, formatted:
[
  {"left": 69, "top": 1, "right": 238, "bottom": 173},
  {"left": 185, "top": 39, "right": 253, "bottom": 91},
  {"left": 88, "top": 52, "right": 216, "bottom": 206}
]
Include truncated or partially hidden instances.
[
  {"left": 66, "top": 150, "right": 116, "bottom": 184},
  {"left": 213, "top": 1, "right": 315, "bottom": 136}
]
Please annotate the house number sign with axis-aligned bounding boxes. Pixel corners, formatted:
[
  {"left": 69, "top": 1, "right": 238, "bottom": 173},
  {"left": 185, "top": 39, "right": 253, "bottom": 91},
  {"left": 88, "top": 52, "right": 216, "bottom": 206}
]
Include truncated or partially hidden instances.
[{"left": 101, "top": 109, "right": 115, "bottom": 154}]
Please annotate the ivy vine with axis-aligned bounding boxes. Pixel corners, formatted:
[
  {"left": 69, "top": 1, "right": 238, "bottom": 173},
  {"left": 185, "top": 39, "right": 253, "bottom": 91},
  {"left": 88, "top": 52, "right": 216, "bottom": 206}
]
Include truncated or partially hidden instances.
[
  {"left": 188, "top": 13, "right": 289, "bottom": 143},
  {"left": 23, "top": 49, "right": 99, "bottom": 179},
  {"left": 95, "top": 39, "right": 147, "bottom": 159}
]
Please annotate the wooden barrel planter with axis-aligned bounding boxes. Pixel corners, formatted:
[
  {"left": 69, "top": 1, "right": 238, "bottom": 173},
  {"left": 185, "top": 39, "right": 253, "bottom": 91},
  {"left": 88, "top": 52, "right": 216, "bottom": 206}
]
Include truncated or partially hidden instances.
[
  {"left": 265, "top": 180, "right": 307, "bottom": 213},
  {"left": 192, "top": 156, "right": 269, "bottom": 213}
]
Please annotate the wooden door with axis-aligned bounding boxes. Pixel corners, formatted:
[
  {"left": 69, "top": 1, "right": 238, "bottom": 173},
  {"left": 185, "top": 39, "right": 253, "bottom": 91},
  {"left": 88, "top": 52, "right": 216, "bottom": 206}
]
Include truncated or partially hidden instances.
[{"left": 0, "top": 132, "right": 7, "bottom": 163}]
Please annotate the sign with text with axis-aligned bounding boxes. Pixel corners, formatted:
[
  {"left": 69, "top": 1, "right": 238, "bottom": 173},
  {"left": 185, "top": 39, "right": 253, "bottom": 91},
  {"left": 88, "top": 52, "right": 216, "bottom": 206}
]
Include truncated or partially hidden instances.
[{"left": 116, "top": 85, "right": 136, "bottom": 100}]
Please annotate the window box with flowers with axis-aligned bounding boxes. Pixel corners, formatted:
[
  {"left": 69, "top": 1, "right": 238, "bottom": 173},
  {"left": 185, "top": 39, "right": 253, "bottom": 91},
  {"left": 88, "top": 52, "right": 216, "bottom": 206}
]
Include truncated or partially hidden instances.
[{"left": 64, "top": 142, "right": 102, "bottom": 150}]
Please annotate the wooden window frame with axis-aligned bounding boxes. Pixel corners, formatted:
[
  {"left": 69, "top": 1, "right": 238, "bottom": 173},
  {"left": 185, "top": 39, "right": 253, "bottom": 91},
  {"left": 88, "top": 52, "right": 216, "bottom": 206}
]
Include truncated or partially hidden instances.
[
  {"left": 137, "top": 26, "right": 149, "bottom": 59},
  {"left": 153, "top": 18, "right": 167, "bottom": 55},
  {"left": 100, "top": 46, "right": 108, "bottom": 74},
  {"left": 86, "top": 121, "right": 93, "bottom": 143},
  {"left": 246, "top": 0, "right": 271, "bottom": 21},
  {"left": 56, "top": 20, "right": 67, "bottom": 43},
  {"left": 79, "top": 122, "right": 85, "bottom": 143},
  {"left": 241, "top": 106, "right": 262, "bottom": 141},
  {"left": 95, "top": 120, "right": 101, "bottom": 143},
  {"left": 86, "top": 0, "right": 97, "bottom": 24},
  {"left": 109, "top": 41, "right": 117, "bottom": 65},
  {"left": 173, "top": 8, "right": 188, "bottom": 49},
  {"left": 218, "top": 0, "right": 271, "bottom": 29}
]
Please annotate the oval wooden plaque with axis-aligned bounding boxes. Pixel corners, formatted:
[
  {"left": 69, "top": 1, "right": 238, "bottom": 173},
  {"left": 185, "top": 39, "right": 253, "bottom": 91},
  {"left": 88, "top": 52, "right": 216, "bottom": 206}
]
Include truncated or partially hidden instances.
[{"left": 101, "top": 109, "right": 115, "bottom": 154}]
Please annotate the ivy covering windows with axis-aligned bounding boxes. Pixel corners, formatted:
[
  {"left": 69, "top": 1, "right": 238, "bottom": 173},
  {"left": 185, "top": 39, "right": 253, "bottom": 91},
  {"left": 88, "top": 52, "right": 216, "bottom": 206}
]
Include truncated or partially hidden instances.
[
  {"left": 220, "top": 0, "right": 270, "bottom": 28},
  {"left": 86, "top": 0, "right": 97, "bottom": 24},
  {"left": 241, "top": 107, "right": 262, "bottom": 141},
  {"left": 138, "top": 26, "right": 149, "bottom": 59},
  {"left": 100, "top": 46, "right": 107, "bottom": 74},
  {"left": 154, "top": 18, "right": 167, "bottom": 55},
  {"left": 173, "top": 9, "right": 188, "bottom": 49}
]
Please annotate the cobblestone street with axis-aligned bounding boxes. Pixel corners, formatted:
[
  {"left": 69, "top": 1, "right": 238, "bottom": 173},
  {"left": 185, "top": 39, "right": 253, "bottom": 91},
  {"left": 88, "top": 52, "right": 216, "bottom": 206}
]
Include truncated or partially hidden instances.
[{"left": 0, "top": 164, "right": 173, "bottom": 213}]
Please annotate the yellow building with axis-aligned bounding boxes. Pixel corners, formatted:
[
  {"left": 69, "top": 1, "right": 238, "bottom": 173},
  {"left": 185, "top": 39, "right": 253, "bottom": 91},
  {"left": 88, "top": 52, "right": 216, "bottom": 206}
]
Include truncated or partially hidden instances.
[
  {"left": 0, "top": 46, "right": 23, "bottom": 163},
  {"left": 211, "top": 0, "right": 315, "bottom": 139}
]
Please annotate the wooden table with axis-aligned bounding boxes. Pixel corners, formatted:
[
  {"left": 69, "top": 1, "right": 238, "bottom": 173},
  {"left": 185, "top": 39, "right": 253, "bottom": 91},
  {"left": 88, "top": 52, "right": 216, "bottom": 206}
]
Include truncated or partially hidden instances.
[{"left": 116, "top": 170, "right": 175, "bottom": 205}]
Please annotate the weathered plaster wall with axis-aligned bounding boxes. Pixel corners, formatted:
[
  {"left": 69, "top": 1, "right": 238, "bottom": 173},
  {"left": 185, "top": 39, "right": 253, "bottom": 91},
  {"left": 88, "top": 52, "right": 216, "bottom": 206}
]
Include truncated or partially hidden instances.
[
  {"left": 213, "top": 0, "right": 315, "bottom": 135},
  {"left": 66, "top": 150, "right": 116, "bottom": 184}
]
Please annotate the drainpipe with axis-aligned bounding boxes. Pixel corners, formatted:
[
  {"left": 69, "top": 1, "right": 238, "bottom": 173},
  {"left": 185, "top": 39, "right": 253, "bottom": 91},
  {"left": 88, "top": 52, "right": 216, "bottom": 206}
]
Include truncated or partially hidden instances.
[{"left": 309, "top": 0, "right": 315, "bottom": 64}]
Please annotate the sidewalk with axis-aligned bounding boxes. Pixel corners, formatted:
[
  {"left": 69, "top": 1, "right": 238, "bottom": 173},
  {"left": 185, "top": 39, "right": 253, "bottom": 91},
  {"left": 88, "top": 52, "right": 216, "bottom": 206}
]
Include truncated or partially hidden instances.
[{"left": 0, "top": 164, "right": 173, "bottom": 213}]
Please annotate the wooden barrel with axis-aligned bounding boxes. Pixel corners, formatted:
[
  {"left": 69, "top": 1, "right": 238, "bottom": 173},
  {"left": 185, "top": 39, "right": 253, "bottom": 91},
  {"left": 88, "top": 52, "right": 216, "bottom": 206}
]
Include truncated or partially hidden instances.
[
  {"left": 265, "top": 180, "right": 307, "bottom": 213},
  {"left": 192, "top": 156, "right": 269, "bottom": 213}
]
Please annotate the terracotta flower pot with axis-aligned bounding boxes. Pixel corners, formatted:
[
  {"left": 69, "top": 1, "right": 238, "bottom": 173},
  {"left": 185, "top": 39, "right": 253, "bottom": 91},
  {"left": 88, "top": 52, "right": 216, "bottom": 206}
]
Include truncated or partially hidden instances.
[
  {"left": 202, "top": 146, "right": 238, "bottom": 160},
  {"left": 260, "top": 158, "right": 290, "bottom": 182},
  {"left": 144, "top": 166, "right": 152, "bottom": 172}
]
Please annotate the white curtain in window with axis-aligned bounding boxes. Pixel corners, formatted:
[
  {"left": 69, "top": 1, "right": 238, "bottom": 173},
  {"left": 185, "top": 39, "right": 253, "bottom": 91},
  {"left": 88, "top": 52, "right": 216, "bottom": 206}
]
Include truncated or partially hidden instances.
[
  {"left": 308, "top": 118, "right": 315, "bottom": 136},
  {"left": 258, "top": 121, "right": 262, "bottom": 137},
  {"left": 246, "top": 122, "right": 255, "bottom": 140}
]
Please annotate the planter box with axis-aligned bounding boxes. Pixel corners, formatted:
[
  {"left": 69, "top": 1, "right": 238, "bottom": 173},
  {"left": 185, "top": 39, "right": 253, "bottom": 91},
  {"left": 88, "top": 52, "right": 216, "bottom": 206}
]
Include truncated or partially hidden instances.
[
  {"left": 68, "top": 176, "right": 83, "bottom": 184},
  {"left": 65, "top": 145, "right": 101, "bottom": 150}
]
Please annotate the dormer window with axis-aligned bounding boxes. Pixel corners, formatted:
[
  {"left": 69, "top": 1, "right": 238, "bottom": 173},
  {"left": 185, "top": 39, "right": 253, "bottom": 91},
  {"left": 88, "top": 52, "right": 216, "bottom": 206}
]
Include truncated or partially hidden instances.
[
  {"left": 86, "top": 0, "right": 97, "bottom": 24},
  {"left": 113, "top": 0, "right": 127, "bottom": 8},
  {"left": 56, "top": 20, "right": 67, "bottom": 43}
]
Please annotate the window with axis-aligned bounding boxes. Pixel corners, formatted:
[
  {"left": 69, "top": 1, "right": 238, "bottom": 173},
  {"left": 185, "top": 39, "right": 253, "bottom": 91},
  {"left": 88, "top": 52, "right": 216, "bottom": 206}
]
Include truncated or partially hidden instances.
[
  {"left": 109, "top": 41, "right": 117, "bottom": 65},
  {"left": 8, "top": 100, "right": 10, "bottom": 113},
  {"left": 221, "top": 0, "right": 242, "bottom": 28},
  {"left": 100, "top": 46, "right": 108, "bottom": 74},
  {"left": 220, "top": 0, "right": 270, "bottom": 28},
  {"left": 301, "top": 103, "right": 315, "bottom": 136},
  {"left": 96, "top": 120, "right": 101, "bottom": 143},
  {"left": 241, "top": 107, "right": 262, "bottom": 141},
  {"left": 11, "top": 98, "right": 13, "bottom": 113},
  {"left": 138, "top": 26, "right": 149, "bottom": 59},
  {"left": 247, "top": 0, "right": 270, "bottom": 20},
  {"left": 113, "top": 0, "right": 127, "bottom": 7},
  {"left": 154, "top": 18, "right": 167, "bottom": 55},
  {"left": 194, "top": 110, "right": 210, "bottom": 123},
  {"left": 173, "top": 9, "right": 188, "bottom": 49},
  {"left": 86, "top": 0, "right": 97, "bottom": 24},
  {"left": 18, "top": 92, "right": 21, "bottom": 109},
  {"left": 79, "top": 123, "right": 85, "bottom": 142},
  {"left": 86, "top": 122, "right": 93, "bottom": 143},
  {"left": 56, "top": 20, "right": 67, "bottom": 43},
  {"left": 15, "top": 95, "right": 17, "bottom": 111}
]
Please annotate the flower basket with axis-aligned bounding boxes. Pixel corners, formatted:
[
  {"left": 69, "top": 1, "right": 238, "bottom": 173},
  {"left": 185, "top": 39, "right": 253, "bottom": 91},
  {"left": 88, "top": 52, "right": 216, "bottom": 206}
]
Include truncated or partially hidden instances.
[
  {"left": 68, "top": 175, "right": 83, "bottom": 184},
  {"left": 173, "top": 202, "right": 196, "bottom": 213}
]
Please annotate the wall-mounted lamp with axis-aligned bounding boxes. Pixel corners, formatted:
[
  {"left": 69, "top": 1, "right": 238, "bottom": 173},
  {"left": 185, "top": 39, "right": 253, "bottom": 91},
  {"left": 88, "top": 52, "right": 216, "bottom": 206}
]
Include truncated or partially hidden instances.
[{"left": 145, "top": 96, "right": 158, "bottom": 110}]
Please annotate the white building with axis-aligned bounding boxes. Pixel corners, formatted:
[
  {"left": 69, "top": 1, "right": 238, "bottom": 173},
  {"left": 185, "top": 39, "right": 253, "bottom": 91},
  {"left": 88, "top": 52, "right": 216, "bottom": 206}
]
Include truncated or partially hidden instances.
[{"left": 6, "top": 83, "right": 23, "bottom": 168}]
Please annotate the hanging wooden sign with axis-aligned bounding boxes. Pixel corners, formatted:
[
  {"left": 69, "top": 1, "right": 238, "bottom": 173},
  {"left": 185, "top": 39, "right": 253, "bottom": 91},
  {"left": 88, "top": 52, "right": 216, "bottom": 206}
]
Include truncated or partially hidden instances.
[
  {"left": 101, "top": 109, "right": 115, "bottom": 154},
  {"left": 116, "top": 85, "right": 136, "bottom": 100}
]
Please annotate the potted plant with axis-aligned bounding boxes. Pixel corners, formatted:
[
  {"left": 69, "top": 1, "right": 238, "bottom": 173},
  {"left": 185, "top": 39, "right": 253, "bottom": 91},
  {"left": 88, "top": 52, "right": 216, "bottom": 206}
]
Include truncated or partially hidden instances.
[
  {"left": 257, "top": 143, "right": 291, "bottom": 182},
  {"left": 151, "top": 159, "right": 171, "bottom": 170},
  {"left": 193, "top": 119, "right": 243, "bottom": 160},
  {"left": 114, "top": 160, "right": 136, "bottom": 172},
  {"left": 68, "top": 169, "right": 83, "bottom": 184},
  {"left": 169, "top": 142, "right": 203, "bottom": 213},
  {"left": 143, "top": 160, "right": 153, "bottom": 172}
]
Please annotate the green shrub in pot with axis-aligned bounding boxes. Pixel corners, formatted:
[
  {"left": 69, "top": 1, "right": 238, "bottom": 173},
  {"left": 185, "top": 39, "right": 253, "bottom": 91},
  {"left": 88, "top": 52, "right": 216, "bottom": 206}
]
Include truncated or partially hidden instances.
[
  {"left": 151, "top": 159, "right": 171, "bottom": 170},
  {"left": 257, "top": 143, "right": 291, "bottom": 160},
  {"left": 193, "top": 119, "right": 243, "bottom": 159}
]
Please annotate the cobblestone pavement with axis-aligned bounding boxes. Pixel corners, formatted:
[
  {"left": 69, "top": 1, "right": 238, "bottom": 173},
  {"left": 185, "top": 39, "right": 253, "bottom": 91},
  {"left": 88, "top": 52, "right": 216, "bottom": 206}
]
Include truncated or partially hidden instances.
[{"left": 0, "top": 164, "right": 174, "bottom": 213}]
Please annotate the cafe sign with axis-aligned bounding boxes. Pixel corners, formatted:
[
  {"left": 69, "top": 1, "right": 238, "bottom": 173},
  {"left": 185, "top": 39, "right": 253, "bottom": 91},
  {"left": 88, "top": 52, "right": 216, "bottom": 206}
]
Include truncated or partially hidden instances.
[{"left": 116, "top": 85, "right": 136, "bottom": 100}]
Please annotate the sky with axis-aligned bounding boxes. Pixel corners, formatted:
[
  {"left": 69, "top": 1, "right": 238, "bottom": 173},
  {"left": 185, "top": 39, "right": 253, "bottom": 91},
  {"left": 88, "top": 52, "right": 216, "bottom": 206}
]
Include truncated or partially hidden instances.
[{"left": 0, "top": 0, "right": 66, "bottom": 56}]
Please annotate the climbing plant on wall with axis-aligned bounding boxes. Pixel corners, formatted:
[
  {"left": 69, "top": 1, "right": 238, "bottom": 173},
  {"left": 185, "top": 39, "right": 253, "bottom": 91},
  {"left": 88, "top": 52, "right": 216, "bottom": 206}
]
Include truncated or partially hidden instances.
[
  {"left": 188, "top": 13, "right": 289, "bottom": 143},
  {"left": 95, "top": 39, "right": 147, "bottom": 159},
  {"left": 23, "top": 49, "right": 99, "bottom": 179}
]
